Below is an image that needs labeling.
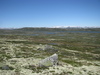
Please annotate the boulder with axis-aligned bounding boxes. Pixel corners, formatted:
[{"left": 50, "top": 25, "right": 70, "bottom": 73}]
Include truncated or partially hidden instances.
[{"left": 38, "top": 53, "right": 58, "bottom": 67}]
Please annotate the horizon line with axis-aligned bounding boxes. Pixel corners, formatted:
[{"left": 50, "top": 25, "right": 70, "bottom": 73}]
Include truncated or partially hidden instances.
[{"left": 0, "top": 26, "right": 100, "bottom": 29}]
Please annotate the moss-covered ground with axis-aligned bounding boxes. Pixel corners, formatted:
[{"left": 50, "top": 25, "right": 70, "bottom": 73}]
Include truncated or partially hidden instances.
[{"left": 0, "top": 28, "right": 100, "bottom": 75}]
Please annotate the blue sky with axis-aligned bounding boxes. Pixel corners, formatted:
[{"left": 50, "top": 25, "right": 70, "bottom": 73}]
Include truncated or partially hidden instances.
[{"left": 0, "top": 0, "right": 100, "bottom": 28}]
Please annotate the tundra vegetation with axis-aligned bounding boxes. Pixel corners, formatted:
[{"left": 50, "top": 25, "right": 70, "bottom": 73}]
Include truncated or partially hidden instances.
[{"left": 0, "top": 28, "right": 100, "bottom": 75}]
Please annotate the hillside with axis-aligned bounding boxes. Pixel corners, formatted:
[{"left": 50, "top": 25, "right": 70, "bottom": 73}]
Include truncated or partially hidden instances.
[{"left": 0, "top": 28, "right": 100, "bottom": 75}]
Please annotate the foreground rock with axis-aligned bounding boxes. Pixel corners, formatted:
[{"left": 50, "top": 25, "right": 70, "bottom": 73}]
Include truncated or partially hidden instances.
[{"left": 38, "top": 53, "right": 58, "bottom": 67}]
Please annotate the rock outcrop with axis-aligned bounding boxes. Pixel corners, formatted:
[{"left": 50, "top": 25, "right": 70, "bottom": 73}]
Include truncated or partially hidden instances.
[{"left": 38, "top": 53, "right": 58, "bottom": 67}]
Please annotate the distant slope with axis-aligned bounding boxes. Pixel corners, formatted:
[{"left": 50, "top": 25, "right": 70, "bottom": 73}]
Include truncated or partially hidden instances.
[{"left": 0, "top": 27, "right": 100, "bottom": 34}]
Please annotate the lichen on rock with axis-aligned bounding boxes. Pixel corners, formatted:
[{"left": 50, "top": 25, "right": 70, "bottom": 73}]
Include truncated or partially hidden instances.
[{"left": 38, "top": 53, "right": 58, "bottom": 67}]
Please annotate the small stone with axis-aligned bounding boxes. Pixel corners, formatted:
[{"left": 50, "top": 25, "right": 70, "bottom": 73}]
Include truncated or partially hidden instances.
[{"left": 1, "top": 65, "right": 14, "bottom": 70}]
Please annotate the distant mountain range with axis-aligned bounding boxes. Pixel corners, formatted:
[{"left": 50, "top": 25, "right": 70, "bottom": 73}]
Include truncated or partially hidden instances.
[
  {"left": 0, "top": 26, "right": 100, "bottom": 29},
  {"left": 51, "top": 26, "right": 100, "bottom": 28}
]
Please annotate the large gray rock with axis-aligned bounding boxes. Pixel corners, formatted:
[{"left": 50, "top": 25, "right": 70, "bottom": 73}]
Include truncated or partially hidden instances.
[{"left": 38, "top": 53, "right": 58, "bottom": 67}]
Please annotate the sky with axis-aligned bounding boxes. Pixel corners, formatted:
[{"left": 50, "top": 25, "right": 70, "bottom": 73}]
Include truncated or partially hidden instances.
[{"left": 0, "top": 0, "right": 100, "bottom": 28}]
